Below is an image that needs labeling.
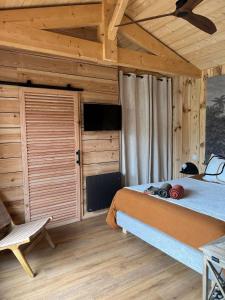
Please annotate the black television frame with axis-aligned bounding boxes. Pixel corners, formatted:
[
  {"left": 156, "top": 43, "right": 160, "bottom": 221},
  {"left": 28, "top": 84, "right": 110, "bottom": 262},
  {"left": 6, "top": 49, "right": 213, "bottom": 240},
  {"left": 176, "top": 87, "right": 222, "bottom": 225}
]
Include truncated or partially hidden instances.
[{"left": 83, "top": 103, "right": 122, "bottom": 131}]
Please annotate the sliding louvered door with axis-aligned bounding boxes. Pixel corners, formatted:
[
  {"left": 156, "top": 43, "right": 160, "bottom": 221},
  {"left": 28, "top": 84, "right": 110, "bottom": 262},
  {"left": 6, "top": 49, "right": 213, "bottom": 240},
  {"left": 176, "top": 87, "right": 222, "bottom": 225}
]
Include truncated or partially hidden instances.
[{"left": 20, "top": 88, "right": 81, "bottom": 227}]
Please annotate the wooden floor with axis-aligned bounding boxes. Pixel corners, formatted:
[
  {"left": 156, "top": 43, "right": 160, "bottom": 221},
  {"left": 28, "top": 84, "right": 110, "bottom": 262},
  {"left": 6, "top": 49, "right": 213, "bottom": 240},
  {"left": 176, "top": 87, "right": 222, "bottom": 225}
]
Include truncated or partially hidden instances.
[{"left": 0, "top": 215, "right": 202, "bottom": 300}]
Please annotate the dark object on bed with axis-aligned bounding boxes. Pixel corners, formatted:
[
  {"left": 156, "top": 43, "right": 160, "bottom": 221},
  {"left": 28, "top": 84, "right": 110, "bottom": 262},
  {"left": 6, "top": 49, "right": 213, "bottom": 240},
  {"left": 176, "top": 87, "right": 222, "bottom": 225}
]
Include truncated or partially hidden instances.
[
  {"left": 180, "top": 162, "right": 199, "bottom": 175},
  {"left": 145, "top": 183, "right": 172, "bottom": 198},
  {"left": 144, "top": 186, "right": 159, "bottom": 195},
  {"left": 158, "top": 183, "right": 172, "bottom": 198},
  {"left": 169, "top": 185, "right": 184, "bottom": 199},
  {"left": 86, "top": 172, "right": 122, "bottom": 212}
]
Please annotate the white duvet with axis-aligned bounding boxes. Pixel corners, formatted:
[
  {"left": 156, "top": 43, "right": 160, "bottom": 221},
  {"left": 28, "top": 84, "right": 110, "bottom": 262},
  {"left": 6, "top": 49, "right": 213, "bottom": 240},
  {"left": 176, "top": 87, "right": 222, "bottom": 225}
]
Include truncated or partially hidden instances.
[{"left": 127, "top": 177, "right": 225, "bottom": 222}]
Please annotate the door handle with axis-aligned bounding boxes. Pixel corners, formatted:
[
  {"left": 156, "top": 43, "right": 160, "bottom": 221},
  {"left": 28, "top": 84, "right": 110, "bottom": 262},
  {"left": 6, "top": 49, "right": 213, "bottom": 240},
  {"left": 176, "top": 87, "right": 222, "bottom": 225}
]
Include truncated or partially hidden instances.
[{"left": 76, "top": 150, "right": 80, "bottom": 165}]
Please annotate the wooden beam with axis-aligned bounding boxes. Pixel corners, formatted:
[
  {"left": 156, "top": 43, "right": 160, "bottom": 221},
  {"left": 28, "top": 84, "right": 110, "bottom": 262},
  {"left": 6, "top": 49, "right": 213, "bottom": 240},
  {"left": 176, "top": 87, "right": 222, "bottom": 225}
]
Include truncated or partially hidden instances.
[
  {"left": 102, "top": 0, "right": 118, "bottom": 62},
  {"left": 0, "top": 22, "right": 102, "bottom": 63},
  {"left": 118, "top": 16, "right": 201, "bottom": 76},
  {"left": 108, "top": 0, "right": 129, "bottom": 40},
  {"left": 118, "top": 48, "right": 202, "bottom": 78},
  {"left": 0, "top": 22, "right": 201, "bottom": 77},
  {"left": 119, "top": 16, "right": 184, "bottom": 61},
  {"left": 0, "top": 4, "right": 101, "bottom": 29}
]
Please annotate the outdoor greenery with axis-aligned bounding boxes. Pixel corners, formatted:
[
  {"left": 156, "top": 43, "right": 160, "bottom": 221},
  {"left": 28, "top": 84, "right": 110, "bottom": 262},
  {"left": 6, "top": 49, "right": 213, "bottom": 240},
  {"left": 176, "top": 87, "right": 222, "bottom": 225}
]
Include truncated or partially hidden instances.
[{"left": 206, "top": 94, "right": 225, "bottom": 160}]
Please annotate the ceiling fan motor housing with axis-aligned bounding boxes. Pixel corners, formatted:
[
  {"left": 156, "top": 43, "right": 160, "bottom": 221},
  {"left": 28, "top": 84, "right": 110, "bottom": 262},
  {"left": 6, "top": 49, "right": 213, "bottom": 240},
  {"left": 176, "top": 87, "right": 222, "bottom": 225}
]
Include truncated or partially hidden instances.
[
  {"left": 176, "top": 0, "right": 188, "bottom": 9},
  {"left": 177, "top": 11, "right": 189, "bottom": 17}
]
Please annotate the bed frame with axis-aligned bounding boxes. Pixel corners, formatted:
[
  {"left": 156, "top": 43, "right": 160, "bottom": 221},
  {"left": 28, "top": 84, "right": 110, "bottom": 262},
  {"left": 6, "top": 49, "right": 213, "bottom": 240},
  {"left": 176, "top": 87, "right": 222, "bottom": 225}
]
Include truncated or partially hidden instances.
[{"left": 117, "top": 211, "right": 203, "bottom": 274}]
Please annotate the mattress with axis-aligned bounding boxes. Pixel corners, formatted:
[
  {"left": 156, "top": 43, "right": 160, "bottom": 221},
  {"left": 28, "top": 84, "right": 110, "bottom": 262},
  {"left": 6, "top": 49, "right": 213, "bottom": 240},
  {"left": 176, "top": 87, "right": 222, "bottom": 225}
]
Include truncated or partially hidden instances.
[
  {"left": 128, "top": 177, "right": 225, "bottom": 222},
  {"left": 106, "top": 178, "right": 225, "bottom": 248}
]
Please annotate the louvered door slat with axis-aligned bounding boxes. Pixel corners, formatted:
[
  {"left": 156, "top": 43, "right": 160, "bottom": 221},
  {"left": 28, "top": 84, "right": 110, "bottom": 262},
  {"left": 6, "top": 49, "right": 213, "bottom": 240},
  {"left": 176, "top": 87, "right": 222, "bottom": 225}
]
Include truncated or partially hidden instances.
[{"left": 20, "top": 88, "right": 81, "bottom": 227}]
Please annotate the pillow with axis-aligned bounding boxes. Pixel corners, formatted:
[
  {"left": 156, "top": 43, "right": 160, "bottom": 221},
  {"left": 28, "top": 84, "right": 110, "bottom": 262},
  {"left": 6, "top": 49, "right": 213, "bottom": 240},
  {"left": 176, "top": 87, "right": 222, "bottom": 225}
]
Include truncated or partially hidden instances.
[
  {"left": 217, "top": 164, "right": 225, "bottom": 183},
  {"left": 203, "top": 154, "right": 225, "bottom": 184}
]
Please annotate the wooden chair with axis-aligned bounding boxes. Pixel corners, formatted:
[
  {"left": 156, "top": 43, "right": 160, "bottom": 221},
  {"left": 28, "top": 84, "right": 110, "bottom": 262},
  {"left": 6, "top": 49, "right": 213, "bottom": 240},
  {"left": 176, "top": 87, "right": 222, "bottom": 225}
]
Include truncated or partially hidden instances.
[{"left": 0, "top": 200, "right": 55, "bottom": 278}]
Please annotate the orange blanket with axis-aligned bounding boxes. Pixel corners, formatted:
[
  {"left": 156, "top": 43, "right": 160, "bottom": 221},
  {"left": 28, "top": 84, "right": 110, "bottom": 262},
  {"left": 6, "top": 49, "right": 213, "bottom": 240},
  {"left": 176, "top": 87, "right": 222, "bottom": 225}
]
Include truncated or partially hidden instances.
[{"left": 106, "top": 188, "right": 225, "bottom": 248}]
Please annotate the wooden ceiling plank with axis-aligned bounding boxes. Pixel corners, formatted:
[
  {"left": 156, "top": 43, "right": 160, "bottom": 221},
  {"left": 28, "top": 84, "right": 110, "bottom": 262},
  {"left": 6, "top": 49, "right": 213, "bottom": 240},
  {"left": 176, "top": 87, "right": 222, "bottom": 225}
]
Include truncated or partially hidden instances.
[
  {"left": 125, "top": 0, "right": 225, "bottom": 69},
  {"left": 153, "top": 5, "right": 225, "bottom": 44},
  {"left": 0, "top": 4, "right": 102, "bottom": 29},
  {"left": 0, "top": 0, "right": 100, "bottom": 9},
  {"left": 185, "top": 40, "right": 225, "bottom": 63},
  {"left": 108, "top": 0, "right": 129, "bottom": 40},
  {"left": 173, "top": 21, "right": 225, "bottom": 53},
  {"left": 102, "top": 0, "right": 118, "bottom": 62},
  {"left": 0, "top": 22, "right": 201, "bottom": 77},
  {"left": 119, "top": 16, "right": 183, "bottom": 61},
  {"left": 127, "top": 0, "right": 174, "bottom": 20},
  {"left": 136, "top": 0, "right": 202, "bottom": 35}
]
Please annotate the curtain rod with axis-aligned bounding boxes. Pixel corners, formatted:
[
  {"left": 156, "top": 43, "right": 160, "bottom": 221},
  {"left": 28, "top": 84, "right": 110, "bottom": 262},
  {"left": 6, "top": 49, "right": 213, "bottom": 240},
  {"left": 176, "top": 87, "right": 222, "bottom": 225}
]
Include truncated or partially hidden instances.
[
  {"left": 123, "top": 73, "right": 170, "bottom": 81},
  {"left": 0, "top": 80, "right": 84, "bottom": 92},
  {"left": 123, "top": 73, "right": 144, "bottom": 78}
]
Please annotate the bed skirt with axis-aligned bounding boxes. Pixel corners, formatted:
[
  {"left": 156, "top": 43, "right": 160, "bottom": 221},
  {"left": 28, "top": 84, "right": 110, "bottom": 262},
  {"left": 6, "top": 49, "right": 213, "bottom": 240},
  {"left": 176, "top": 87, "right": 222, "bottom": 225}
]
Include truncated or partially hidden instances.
[{"left": 117, "top": 211, "right": 203, "bottom": 274}]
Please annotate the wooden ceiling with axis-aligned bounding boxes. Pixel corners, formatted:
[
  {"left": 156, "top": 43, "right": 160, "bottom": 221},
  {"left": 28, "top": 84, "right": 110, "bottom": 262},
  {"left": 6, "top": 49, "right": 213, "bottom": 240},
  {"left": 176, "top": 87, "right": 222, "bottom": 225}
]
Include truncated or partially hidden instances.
[
  {"left": 125, "top": 0, "right": 225, "bottom": 69},
  {"left": 0, "top": 0, "right": 224, "bottom": 70},
  {"left": 0, "top": 1, "right": 99, "bottom": 8}
]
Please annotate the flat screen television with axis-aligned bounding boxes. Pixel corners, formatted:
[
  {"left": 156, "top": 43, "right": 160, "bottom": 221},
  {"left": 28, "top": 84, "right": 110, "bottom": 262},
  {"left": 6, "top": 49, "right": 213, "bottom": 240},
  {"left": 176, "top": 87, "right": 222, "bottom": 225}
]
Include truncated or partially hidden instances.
[{"left": 83, "top": 103, "right": 122, "bottom": 131}]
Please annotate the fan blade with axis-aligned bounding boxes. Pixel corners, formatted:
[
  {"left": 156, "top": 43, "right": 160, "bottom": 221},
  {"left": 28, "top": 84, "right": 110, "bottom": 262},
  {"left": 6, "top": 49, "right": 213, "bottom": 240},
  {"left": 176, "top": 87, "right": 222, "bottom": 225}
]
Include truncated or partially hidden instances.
[
  {"left": 177, "top": 0, "right": 204, "bottom": 11},
  {"left": 181, "top": 12, "right": 217, "bottom": 34},
  {"left": 117, "top": 12, "right": 174, "bottom": 27}
]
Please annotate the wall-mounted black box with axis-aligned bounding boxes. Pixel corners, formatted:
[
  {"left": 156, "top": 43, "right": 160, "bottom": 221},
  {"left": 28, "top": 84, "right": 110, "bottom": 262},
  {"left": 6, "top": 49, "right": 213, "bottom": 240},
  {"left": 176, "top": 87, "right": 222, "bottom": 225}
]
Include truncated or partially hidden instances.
[{"left": 86, "top": 172, "right": 122, "bottom": 212}]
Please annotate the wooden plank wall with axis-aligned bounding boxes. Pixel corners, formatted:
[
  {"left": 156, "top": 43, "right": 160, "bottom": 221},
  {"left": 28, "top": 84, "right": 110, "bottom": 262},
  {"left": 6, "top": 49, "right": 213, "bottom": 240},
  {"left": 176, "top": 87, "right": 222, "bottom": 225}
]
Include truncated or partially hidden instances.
[
  {"left": 0, "top": 48, "right": 119, "bottom": 222},
  {"left": 0, "top": 86, "right": 23, "bottom": 223},
  {"left": 172, "top": 76, "right": 202, "bottom": 178},
  {"left": 173, "top": 63, "right": 225, "bottom": 178},
  {"left": 2, "top": 46, "right": 225, "bottom": 222}
]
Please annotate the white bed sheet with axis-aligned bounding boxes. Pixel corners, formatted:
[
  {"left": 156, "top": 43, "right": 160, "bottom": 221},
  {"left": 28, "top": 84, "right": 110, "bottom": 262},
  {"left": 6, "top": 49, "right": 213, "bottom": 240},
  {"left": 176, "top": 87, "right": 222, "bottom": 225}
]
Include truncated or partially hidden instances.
[{"left": 127, "top": 177, "right": 225, "bottom": 222}]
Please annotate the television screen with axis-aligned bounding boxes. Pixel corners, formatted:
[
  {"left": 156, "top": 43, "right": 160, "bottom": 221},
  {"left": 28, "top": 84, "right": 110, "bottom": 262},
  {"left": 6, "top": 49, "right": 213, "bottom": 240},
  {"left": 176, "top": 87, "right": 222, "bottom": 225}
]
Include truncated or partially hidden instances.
[{"left": 83, "top": 104, "right": 122, "bottom": 131}]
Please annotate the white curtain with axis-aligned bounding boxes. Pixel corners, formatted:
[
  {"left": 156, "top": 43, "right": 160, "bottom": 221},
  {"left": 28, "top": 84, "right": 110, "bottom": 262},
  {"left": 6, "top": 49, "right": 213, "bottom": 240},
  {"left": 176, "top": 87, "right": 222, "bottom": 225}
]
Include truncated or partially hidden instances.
[{"left": 120, "top": 71, "right": 172, "bottom": 186}]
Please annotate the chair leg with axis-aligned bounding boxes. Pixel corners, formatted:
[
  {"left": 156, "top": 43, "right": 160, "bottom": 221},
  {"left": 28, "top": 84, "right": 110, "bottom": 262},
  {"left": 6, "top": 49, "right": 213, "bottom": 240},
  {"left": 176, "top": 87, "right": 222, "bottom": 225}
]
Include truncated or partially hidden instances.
[
  {"left": 44, "top": 230, "right": 55, "bottom": 249},
  {"left": 122, "top": 228, "right": 127, "bottom": 234},
  {"left": 11, "top": 247, "right": 35, "bottom": 278}
]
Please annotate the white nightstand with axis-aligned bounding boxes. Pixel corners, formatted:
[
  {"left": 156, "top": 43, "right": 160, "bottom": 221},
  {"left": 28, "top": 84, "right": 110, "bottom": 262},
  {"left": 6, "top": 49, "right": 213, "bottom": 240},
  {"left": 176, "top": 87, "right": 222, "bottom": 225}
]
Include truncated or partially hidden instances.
[{"left": 201, "top": 236, "right": 225, "bottom": 300}]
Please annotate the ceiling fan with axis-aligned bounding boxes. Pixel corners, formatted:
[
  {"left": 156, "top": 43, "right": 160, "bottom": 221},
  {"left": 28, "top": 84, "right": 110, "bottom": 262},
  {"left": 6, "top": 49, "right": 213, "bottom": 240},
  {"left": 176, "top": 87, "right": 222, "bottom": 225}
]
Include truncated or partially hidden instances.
[{"left": 118, "top": 0, "right": 217, "bottom": 34}]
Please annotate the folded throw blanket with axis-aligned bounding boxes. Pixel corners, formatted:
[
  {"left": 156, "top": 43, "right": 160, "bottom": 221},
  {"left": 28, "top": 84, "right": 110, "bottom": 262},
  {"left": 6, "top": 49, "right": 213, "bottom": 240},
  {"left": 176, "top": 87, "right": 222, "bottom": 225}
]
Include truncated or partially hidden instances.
[
  {"left": 169, "top": 185, "right": 184, "bottom": 199},
  {"left": 145, "top": 183, "right": 172, "bottom": 198},
  {"left": 158, "top": 183, "right": 172, "bottom": 198},
  {"left": 144, "top": 186, "right": 159, "bottom": 195}
]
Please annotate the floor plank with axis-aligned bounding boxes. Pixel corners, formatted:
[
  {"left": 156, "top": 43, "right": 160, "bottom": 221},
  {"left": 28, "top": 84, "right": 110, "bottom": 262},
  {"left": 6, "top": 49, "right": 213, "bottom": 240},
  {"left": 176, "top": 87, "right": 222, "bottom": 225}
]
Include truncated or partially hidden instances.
[{"left": 0, "top": 215, "right": 202, "bottom": 300}]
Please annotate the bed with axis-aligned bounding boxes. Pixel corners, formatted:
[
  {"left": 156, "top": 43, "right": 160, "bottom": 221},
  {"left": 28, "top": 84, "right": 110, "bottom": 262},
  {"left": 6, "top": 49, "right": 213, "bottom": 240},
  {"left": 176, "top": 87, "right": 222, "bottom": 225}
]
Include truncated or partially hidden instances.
[{"left": 106, "top": 176, "right": 225, "bottom": 274}]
